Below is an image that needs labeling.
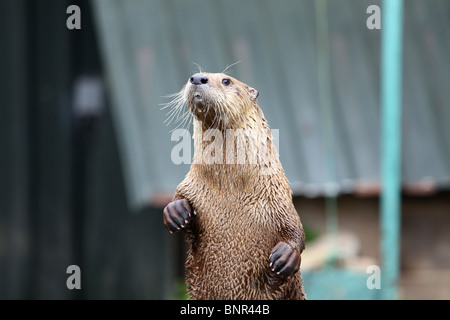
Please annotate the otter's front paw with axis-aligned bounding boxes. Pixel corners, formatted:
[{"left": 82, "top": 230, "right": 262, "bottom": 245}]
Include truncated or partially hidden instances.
[
  {"left": 269, "top": 241, "right": 301, "bottom": 277},
  {"left": 163, "top": 199, "right": 195, "bottom": 233}
]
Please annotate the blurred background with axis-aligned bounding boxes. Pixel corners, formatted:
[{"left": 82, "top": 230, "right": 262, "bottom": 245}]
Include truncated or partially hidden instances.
[{"left": 0, "top": 0, "right": 449, "bottom": 299}]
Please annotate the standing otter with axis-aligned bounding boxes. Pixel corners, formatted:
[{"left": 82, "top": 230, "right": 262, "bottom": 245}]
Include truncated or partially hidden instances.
[{"left": 163, "top": 72, "right": 306, "bottom": 300}]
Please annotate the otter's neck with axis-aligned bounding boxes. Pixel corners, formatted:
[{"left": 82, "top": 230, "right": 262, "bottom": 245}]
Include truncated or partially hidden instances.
[{"left": 191, "top": 115, "right": 281, "bottom": 182}]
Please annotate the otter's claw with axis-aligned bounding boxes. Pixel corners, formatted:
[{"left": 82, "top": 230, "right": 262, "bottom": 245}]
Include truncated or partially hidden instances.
[
  {"left": 269, "top": 241, "right": 301, "bottom": 277},
  {"left": 163, "top": 199, "right": 195, "bottom": 233}
]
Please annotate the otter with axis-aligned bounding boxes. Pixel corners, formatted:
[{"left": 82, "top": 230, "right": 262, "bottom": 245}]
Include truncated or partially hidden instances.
[{"left": 163, "top": 72, "right": 306, "bottom": 300}]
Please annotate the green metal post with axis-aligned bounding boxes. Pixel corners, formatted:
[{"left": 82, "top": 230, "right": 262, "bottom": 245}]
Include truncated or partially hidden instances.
[
  {"left": 315, "top": 0, "right": 339, "bottom": 265},
  {"left": 380, "top": 0, "right": 404, "bottom": 300}
]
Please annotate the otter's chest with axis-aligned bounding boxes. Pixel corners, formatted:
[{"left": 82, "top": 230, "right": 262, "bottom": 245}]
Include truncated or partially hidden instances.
[
  {"left": 182, "top": 183, "right": 276, "bottom": 242},
  {"left": 176, "top": 167, "right": 285, "bottom": 243}
]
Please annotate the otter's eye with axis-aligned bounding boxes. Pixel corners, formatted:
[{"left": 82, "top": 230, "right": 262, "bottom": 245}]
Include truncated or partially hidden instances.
[{"left": 222, "top": 78, "right": 231, "bottom": 86}]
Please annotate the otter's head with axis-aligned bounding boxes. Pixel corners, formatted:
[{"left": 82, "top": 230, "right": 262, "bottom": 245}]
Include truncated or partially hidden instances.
[{"left": 183, "top": 72, "right": 259, "bottom": 128}]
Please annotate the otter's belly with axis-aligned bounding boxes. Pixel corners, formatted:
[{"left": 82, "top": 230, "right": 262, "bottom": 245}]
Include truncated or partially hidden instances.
[{"left": 187, "top": 203, "right": 281, "bottom": 299}]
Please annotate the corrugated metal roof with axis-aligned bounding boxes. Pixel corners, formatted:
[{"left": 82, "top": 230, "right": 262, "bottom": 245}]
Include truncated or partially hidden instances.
[{"left": 92, "top": 0, "right": 450, "bottom": 209}]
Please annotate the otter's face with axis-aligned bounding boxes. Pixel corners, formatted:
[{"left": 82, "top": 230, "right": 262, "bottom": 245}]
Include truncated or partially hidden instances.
[{"left": 184, "top": 72, "right": 259, "bottom": 127}]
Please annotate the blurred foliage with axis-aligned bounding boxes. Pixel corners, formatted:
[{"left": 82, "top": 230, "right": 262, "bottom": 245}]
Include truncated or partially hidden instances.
[
  {"left": 173, "top": 278, "right": 189, "bottom": 300},
  {"left": 303, "top": 224, "right": 320, "bottom": 244}
]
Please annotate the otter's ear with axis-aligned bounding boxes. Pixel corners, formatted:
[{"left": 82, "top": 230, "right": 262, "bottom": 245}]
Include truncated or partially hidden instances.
[{"left": 248, "top": 86, "right": 259, "bottom": 100}]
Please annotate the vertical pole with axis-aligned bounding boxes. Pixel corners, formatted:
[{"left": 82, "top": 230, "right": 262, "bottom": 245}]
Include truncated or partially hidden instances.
[
  {"left": 380, "top": 0, "right": 404, "bottom": 300},
  {"left": 315, "top": 0, "right": 339, "bottom": 264}
]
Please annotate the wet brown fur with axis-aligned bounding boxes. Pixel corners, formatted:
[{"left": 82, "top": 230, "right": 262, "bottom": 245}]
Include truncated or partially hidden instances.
[{"left": 170, "top": 72, "right": 306, "bottom": 300}]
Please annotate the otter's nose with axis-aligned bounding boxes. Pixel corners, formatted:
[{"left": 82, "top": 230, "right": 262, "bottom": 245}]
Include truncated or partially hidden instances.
[{"left": 190, "top": 73, "right": 208, "bottom": 85}]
